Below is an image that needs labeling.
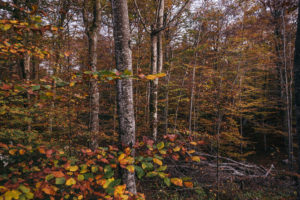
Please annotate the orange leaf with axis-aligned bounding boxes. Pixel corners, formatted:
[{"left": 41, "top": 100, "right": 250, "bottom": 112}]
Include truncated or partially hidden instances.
[
  {"left": 52, "top": 171, "right": 64, "bottom": 178},
  {"left": 184, "top": 182, "right": 193, "bottom": 188},
  {"left": 171, "top": 178, "right": 183, "bottom": 186}
]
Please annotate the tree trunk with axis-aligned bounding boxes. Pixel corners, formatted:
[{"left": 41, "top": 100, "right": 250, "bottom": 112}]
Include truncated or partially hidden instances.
[
  {"left": 111, "top": 0, "right": 137, "bottom": 194},
  {"left": 293, "top": 0, "right": 300, "bottom": 198},
  {"left": 83, "top": 0, "right": 101, "bottom": 149},
  {"left": 150, "top": 32, "right": 158, "bottom": 140}
]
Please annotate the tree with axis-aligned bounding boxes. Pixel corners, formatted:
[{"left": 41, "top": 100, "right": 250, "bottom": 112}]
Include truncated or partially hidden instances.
[
  {"left": 82, "top": 0, "right": 102, "bottom": 149},
  {"left": 111, "top": 0, "right": 137, "bottom": 194},
  {"left": 293, "top": 0, "right": 300, "bottom": 198}
]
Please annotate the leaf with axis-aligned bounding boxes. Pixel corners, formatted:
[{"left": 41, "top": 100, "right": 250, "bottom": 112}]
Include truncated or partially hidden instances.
[
  {"left": 52, "top": 171, "right": 64, "bottom": 178},
  {"left": 9, "top": 149, "right": 17, "bottom": 155},
  {"left": 18, "top": 185, "right": 30, "bottom": 193},
  {"left": 190, "top": 141, "right": 197, "bottom": 146},
  {"left": 114, "top": 185, "right": 127, "bottom": 199},
  {"left": 146, "top": 171, "right": 157, "bottom": 177},
  {"left": 157, "top": 142, "right": 164, "bottom": 150},
  {"left": 126, "top": 165, "right": 135, "bottom": 173},
  {"left": 103, "top": 178, "right": 114, "bottom": 189},
  {"left": 141, "top": 162, "right": 153, "bottom": 170},
  {"left": 3, "top": 24, "right": 12, "bottom": 31},
  {"left": 171, "top": 178, "right": 183, "bottom": 186},
  {"left": 31, "top": 85, "right": 40, "bottom": 91},
  {"left": 134, "top": 165, "right": 145, "bottom": 179},
  {"left": 45, "top": 174, "right": 55, "bottom": 181},
  {"left": 184, "top": 182, "right": 193, "bottom": 188},
  {"left": 191, "top": 156, "right": 201, "bottom": 162},
  {"left": 69, "top": 82, "right": 75, "bottom": 87},
  {"left": 4, "top": 190, "right": 21, "bottom": 200},
  {"left": 77, "top": 174, "right": 84, "bottom": 181},
  {"left": 69, "top": 165, "right": 78, "bottom": 172},
  {"left": 153, "top": 158, "right": 163, "bottom": 166},
  {"left": 173, "top": 146, "right": 180, "bottom": 152},
  {"left": 145, "top": 74, "right": 156, "bottom": 80},
  {"left": 66, "top": 178, "right": 76, "bottom": 186},
  {"left": 157, "top": 165, "right": 167, "bottom": 171},
  {"left": 19, "top": 149, "right": 25, "bottom": 155},
  {"left": 55, "top": 177, "right": 65, "bottom": 185},
  {"left": 164, "top": 178, "right": 171, "bottom": 187},
  {"left": 156, "top": 73, "right": 166, "bottom": 78}
]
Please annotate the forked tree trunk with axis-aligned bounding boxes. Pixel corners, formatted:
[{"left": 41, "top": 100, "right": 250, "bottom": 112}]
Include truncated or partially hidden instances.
[
  {"left": 111, "top": 0, "right": 137, "bottom": 194},
  {"left": 293, "top": 0, "right": 300, "bottom": 199}
]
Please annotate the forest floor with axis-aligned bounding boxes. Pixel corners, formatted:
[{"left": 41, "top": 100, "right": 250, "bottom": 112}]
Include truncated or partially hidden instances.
[{"left": 142, "top": 149, "right": 298, "bottom": 200}]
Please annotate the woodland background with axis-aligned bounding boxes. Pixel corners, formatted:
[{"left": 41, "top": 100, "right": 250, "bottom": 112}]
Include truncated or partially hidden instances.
[{"left": 0, "top": 0, "right": 300, "bottom": 199}]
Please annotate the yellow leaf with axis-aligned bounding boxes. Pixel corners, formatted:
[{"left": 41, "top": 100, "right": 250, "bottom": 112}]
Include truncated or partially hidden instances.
[
  {"left": 118, "top": 153, "right": 126, "bottom": 161},
  {"left": 126, "top": 165, "right": 135, "bottom": 173},
  {"left": 153, "top": 158, "right": 162, "bottom": 166},
  {"left": 191, "top": 156, "right": 200, "bottom": 162},
  {"left": 103, "top": 178, "right": 114, "bottom": 189},
  {"left": 190, "top": 141, "right": 197, "bottom": 146},
  {"left": 4, "top": 190, "right": 21, "bottom": 200},
  {"left": 3, "top": 24, "right": 12, "bottom": 31},
  {"left": 145, "top": 74, "right": 156, "bottom": 80},
  {"left": 173, "top": 146, "right": 180, "bottom": 152},
  {"left": 78, "top": 195, "right": 83, "bottom": 200},
  {"left": 45, "top": 92, "right": 54, "bottom": 96},
  {"left": 170, "top": 178, "right": 183, "bottom": 186},
  {"left": 184, "top": 182, "right": 193, "bottom": 188},
  {"left": 66, "top": 178, "right": 76, "bottom": 186},
  {"left": 69, "top": 165, "right": 78, "bottom": 172},
  {"left": 114, "top": 185, "right": 128, "bottom": 200},
  {"left": 156, "top": 73, "right": 166, "bottom": 78}
]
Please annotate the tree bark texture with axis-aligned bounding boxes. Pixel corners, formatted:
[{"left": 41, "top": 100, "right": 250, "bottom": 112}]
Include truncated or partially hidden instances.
[
  {"left": 293, "top": 0, "right": 300, "bottom": 199},
  {"left": 111, "top": 0, "right": 137, "bottom": 194},
  {"left": 83, "top": 0, "right": 101, "bottom": 149},
  {"left": 150, "top": 32, "right": 158, "bottom": 140}
]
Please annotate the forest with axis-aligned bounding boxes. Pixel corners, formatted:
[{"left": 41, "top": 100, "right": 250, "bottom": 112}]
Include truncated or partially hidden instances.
[{"left": 1, "top": 0, "right": 300, "bottom": 199}]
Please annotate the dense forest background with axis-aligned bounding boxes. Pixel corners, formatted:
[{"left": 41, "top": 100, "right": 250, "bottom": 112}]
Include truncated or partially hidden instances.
[{"left": 1, "top": 0, "right": 300, "bottom": 199}]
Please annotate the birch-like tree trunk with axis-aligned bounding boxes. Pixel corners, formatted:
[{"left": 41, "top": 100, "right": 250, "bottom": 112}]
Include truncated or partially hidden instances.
[
  {"left": 293, "top": 0, "right": 300, "bottom": 198},
  {"left": 111, "top": 0, "right": 137, "bottom": 194},
  {"left": 83, "top": 0, "right": 101, "bottom": 149}
]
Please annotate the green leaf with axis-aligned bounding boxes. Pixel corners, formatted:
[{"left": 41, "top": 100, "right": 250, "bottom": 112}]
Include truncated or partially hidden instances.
[
  {"left": 164, "top": 178, "right": 171, "bottom": 187},
  {"left": 45, "top": 174, "right": 54, "bottom": 181},
  {"left": 25, "top": 192, "right": 34, "bottom": 199},
  {"left": 77, "top": 174, "right": 84, "bottom": 181},
  {"left": 146, "top": 171, "right": 157, "bottom": 177},
  {"left": 32, "top": 85, "right": 40, "bottom": 91},
  {"left": 55, "top": 177, "right": 66, "bottom": 185},
  {"left": 134, "top": 165, "right": 145, "bottom": 179},
  {"left": 18, "top": 185, "right": 30, "bottom": 193},
  {"left": 84, "top": 173, "right": 94, "bottom": 180},
  {"left": 157, "top": 142, "right": 164, "bottom": 150},
  {"left": 157, "top": 165, "right": 167, "bottom": 172},
  {"left": 141, "top": 162, "right": 153, "bottom": 170}
]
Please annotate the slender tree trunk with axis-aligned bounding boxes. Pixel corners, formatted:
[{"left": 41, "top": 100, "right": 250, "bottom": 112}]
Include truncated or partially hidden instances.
[
  {"left": 282, "top": 9, "right": 293, "bottom": 169},
  {"left": 150, "top": 32, "right": 158, "bottom": 140},
  {"left": 293, "top": 1, "right": 300, "bottom": 198},
  {"left": 83, "top": 0, "right": 101, "bottom": 149},
  {"left": 111, "top": 0, "right": 137, "bottom": 194},
  {"left": 24, "top": 52, "right": 31, "bottom": 131}
]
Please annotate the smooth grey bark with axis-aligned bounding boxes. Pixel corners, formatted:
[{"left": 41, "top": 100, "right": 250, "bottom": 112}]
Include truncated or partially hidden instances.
[
  {"left": 83, "top": 0, "right": 101, "bottom": 149},
  {"left": 111, "top": 0, "right": 137, "bottom": 194},
  {"left": 293, "top": 0, "right": 300, "bottom": 198},
  {"left": 150, "top": 32, "right": 158, "bottom": 140}
]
